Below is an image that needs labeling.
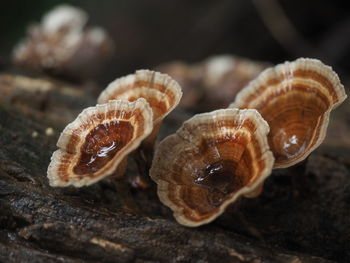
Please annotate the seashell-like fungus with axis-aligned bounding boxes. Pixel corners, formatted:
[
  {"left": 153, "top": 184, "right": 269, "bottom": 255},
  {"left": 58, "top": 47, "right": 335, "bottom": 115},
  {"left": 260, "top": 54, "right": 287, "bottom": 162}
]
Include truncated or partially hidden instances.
[
  {"left": 48, "top": 98, "right": 153, "bottom": 187},
  {"left": 13, "top": 5, "right": 114, "bottom": 79},
  {"left": 230, "top": 58, "right": 347, "bottom": 168},
  {"left": 150, "top": 108, "right": 274, "bottom": 227},
  {"left": 98, "top": 70, "right": 182, "bottom": 145}
]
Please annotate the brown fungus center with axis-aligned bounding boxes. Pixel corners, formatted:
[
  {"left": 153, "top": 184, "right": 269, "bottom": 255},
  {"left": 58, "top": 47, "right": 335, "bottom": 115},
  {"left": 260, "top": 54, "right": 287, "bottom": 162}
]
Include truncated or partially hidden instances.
[
  {"left": 257, "top": 86, "right": 329, "bottom": 164},
  {"left": 73, "top": 120, "right": 134, "bottom": 175},
  {"left": 194, "top": 160, "right": 246, "bottom": 207},
  {"left": 195, "top": 160, "right": 240, "bottom": 193}
]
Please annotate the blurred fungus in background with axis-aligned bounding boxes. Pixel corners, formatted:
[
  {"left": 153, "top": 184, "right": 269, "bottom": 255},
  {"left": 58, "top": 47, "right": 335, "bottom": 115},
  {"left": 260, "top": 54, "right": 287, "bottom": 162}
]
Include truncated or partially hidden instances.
[
  {"left": 157, "top": 55, "right": 270, "bottom": 111},
  {"left": 0, "top": 0, "right": 349, "bottom": 88},
  {"left": 12, "top": 5, "right": 114, "bottom": 81}
]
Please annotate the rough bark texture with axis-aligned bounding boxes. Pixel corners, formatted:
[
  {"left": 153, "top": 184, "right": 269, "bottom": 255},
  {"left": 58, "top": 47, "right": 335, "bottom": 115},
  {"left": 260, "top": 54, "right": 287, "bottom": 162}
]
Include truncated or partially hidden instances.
[{"left": 0, "top": 73, "right": 349, "bottom": 262}]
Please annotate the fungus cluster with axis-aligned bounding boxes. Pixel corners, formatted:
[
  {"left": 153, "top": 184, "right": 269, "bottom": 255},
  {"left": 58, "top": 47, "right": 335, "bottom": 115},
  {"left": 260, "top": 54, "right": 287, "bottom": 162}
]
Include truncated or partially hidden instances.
[
  {"left": 48, "top": 70, "right": 182, "bottom": 187},
  {"left": 47, "top": 58, "right": 347, "bottom": 227},
  {"left": 150, "top": 58, "right": 346, "bottom": 226}
]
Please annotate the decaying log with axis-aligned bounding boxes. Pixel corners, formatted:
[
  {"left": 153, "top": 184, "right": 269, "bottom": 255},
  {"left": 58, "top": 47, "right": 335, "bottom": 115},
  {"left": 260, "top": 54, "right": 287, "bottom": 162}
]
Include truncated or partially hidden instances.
[{"left": 0, "top": 73, "right": 349, "bottom": 262}]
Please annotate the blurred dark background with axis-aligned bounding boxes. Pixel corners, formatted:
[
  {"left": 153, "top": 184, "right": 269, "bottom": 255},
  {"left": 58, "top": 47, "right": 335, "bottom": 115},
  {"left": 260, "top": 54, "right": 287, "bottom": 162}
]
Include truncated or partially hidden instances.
[{"left": 1, "top": 0, "right": 349, "bottom": 86}]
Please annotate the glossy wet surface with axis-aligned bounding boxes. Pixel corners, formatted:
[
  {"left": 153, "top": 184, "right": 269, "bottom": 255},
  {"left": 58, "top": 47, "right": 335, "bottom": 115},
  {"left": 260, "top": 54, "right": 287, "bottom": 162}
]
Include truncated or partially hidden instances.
[
  {"left": 194, "top": 160, "right": 244, "bottom": 207},
  {"left": 73, "top": 121, "right": 133, "bottom": 175},
  {"left": 257, "top": 88, "right": 328, "bottom": 166},
  {"left": 271, "top": 124, "right": 313, "bottom": 164}
]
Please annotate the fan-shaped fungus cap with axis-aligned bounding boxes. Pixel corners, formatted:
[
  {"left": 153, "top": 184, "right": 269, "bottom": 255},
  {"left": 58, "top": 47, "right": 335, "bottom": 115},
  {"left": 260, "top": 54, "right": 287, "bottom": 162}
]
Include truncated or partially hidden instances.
[
  {"left": 13, "top": 5, "right": 114, "bottom": 79},
  {"left": 150, "top": 109, "right": 274, "bottom": 227},
  {"left": 230, "top": 58, "right": 347, "bottom": 168},
  {"left": 47, "top": 98, "right": 153, "bottom": 187},
  {"left": 97, "top": 70, "right": 182, "bottom": 144}
]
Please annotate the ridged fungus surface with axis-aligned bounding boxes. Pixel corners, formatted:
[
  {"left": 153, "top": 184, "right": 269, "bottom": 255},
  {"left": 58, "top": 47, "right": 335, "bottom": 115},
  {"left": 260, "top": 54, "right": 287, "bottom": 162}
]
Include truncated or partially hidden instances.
[
  {"left": 230, "top": 58, "right": 347, "bottom": 168},
  {"left": 150, "top": 108, "right": 274, "bottom": 226},
  {"left": 48, "top": 98, "right": 153, "bottom": 187}
]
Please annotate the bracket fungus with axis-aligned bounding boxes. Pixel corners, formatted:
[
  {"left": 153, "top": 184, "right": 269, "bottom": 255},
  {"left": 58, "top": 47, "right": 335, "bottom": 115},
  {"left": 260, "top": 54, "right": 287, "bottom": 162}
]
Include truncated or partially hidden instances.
[
  {"left": 230, "top": 58, "right": 347, "bottom": 168},
  {"left": 97, "top": 70, "right": 182, "bottom": 146},
  {"left": 47, "top": 98, "right": 153, "bottom": 187},
  {"left": 150, "top": 108, "right": 274, "bottom": 227}
]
